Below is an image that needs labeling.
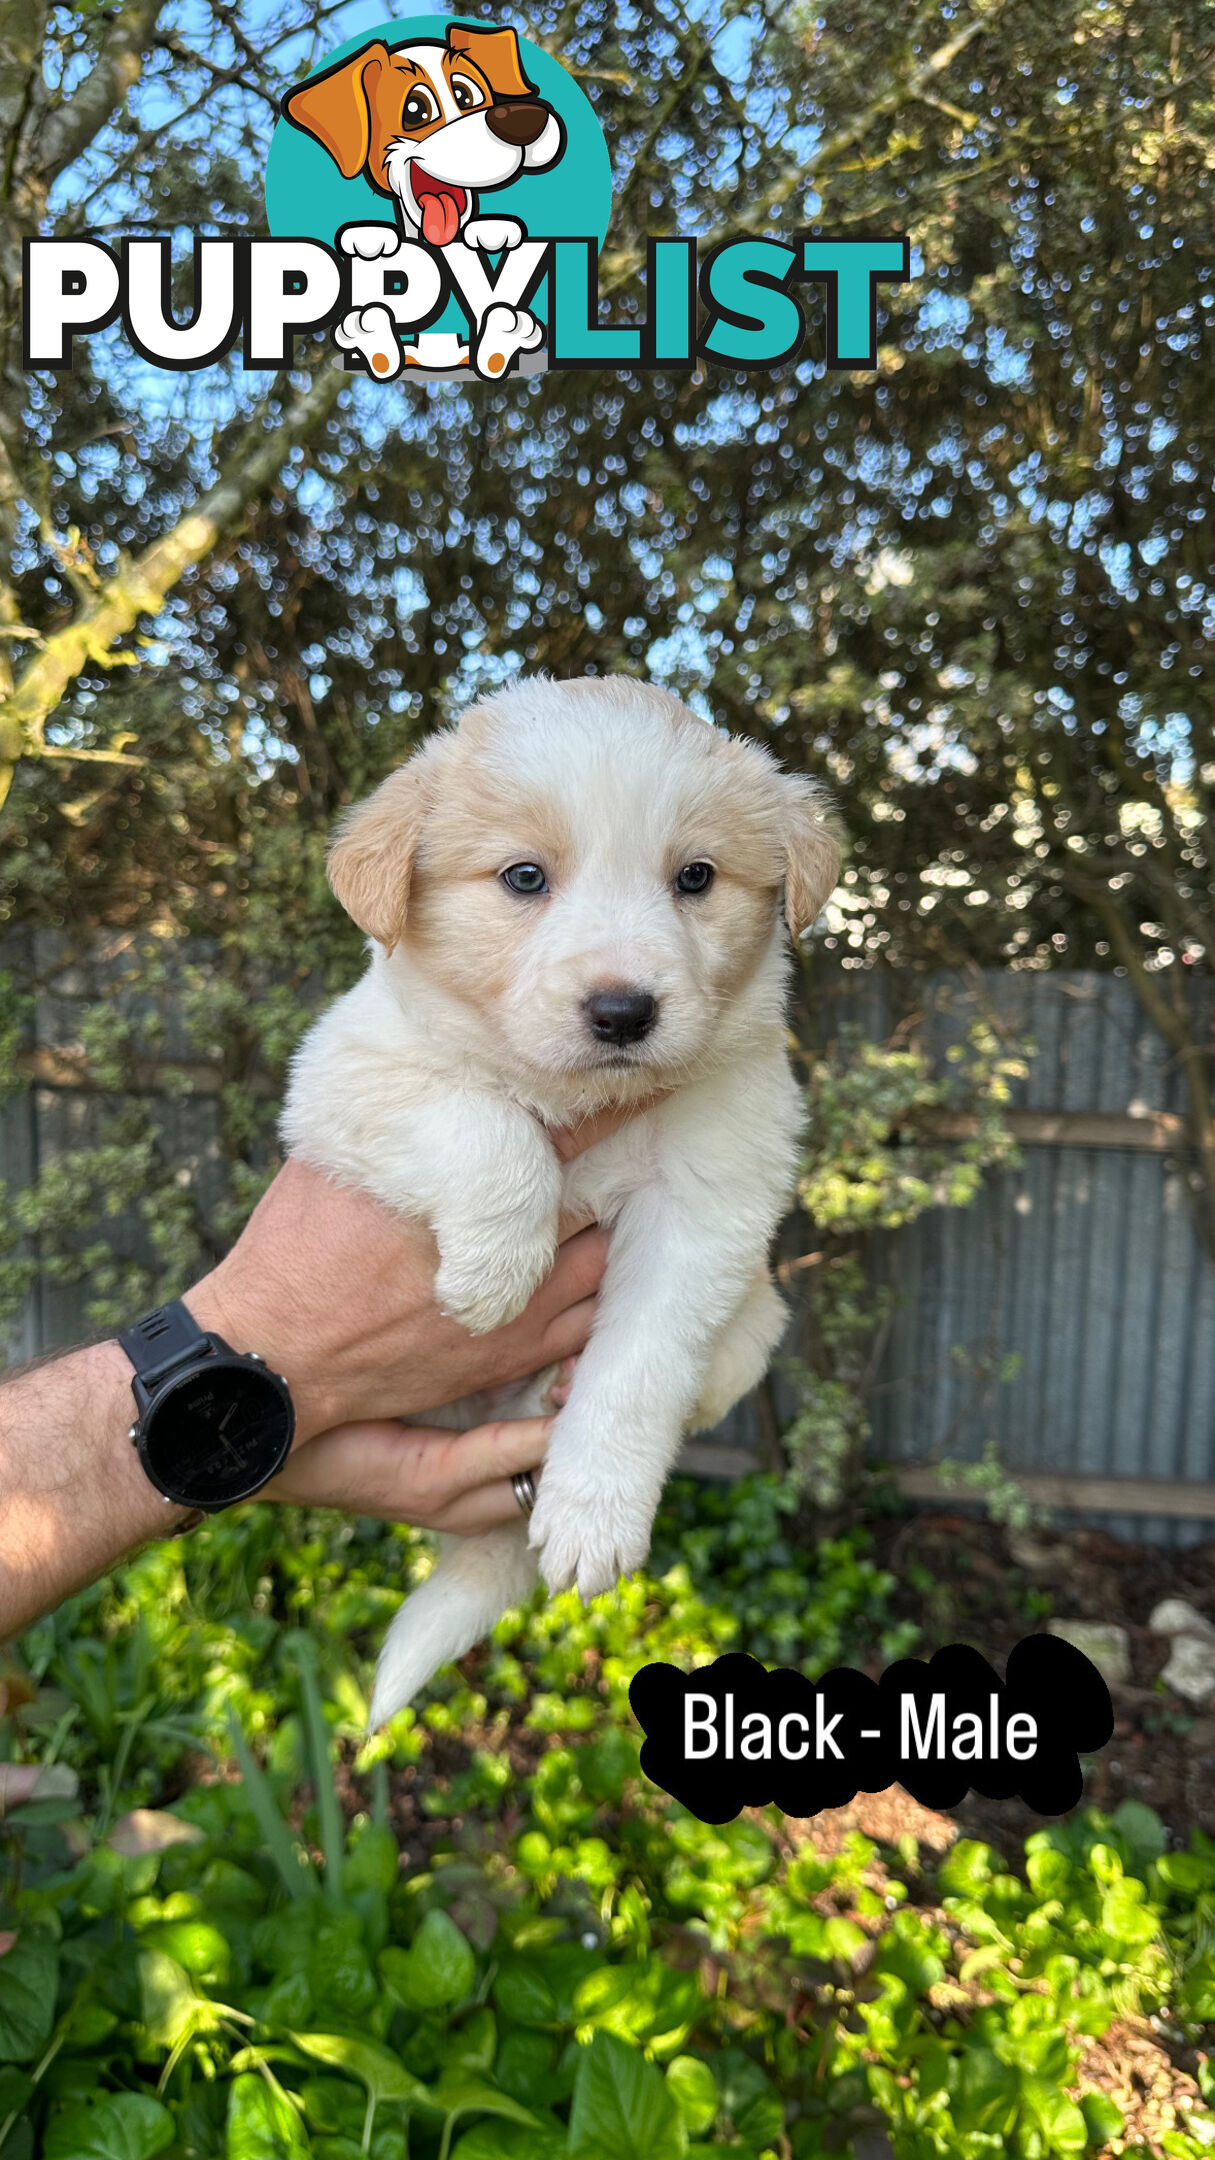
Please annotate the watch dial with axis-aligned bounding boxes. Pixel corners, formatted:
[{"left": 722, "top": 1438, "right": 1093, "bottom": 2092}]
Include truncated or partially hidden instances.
[{"left": 141, "top": 1363, "right": 294, "bottom": 1509}]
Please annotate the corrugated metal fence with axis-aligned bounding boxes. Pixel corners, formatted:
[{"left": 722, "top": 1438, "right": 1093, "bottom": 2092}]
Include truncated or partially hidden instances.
[
  {"left": 3, "top": 937, "right": 1214, "bottom": 1543},
  {"left": 814, "top": 968, "right": 1215, "bottom": 1546}
]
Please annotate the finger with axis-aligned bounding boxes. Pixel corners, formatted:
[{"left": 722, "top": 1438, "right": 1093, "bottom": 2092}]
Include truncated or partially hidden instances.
[
  {"left": 430, "top": 1414, "right": 551, "bottom": 1496},
  {"left": 263, "top": 1419, "right": 427, "bottom": 1517},
  {"left": 535, "top": 1295, "right": 598, "bottom": 1371},
  {"left": 429, "top": 1476, "right": 541, "bottom": 1535},
  {"left": 548, "top": 1095, "right": 664, "bottom": 1163},
  {"left": 527, "top": 1225, "right": 609, "bottom": 1317},
  {"left": 263, "top": 1414, "right": 550, "bottom": 1522},
  {"left": 546, "top": 1356, "right": 577, "bottom": 1409},
  {"left": 486, "top": 1230, "right": 607, "bottom": 1382},
  {"left": 491, "top": 1296, "right": 597, "bottom": 1387}
]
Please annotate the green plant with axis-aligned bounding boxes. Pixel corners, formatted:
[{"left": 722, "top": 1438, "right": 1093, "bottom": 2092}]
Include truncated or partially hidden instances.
[
  {"left": 1, "top": 1488, "right": 1212, "bottom": 2159},
  {"left": 934, "top": 1438, "right": 1043, "bottom": 1534},
  {"left": 781, "top": 1015, "right": 1028, "bottom": 1515}
]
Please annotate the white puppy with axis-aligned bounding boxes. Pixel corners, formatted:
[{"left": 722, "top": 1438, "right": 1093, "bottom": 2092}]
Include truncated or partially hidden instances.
[{"left": 281, "top": 676, "right": 839, "bottom": 1727}]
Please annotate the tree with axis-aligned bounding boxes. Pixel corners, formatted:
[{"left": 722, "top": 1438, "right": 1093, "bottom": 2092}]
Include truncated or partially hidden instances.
[
  {"left": 0, "top": 1, "right": 355, "bottom": 808},
  {"left": 4, "top": 0, "right": 1214, "bottom": 1322}
]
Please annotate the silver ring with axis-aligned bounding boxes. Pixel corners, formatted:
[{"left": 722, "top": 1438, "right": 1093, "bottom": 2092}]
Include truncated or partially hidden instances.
[{"left": 511, "top": 1470, "right": 536, "bottom": 1517}]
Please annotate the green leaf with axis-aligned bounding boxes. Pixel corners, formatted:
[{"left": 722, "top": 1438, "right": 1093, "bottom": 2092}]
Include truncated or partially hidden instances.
[
  {"left": 449, "top": 2007, "right": 497, "bottom": 2073},
  {"left": 294, "top": 1645, "right": 344, "bottom": 1901},
  {"left": 491, "top": 1963, "right": 557, "bottom": 2029},
  {"left": 345, "top": 1825, "right": 398, "bottom": 1898},
  {"left": 494, "top": 2030, "right": 556, "bottom": 2108},
  {"left": 568, "top": 2032, "right": 687, "bottom": 2160},
  {"left": 298, "top": 2077, "right": 365, "bottom": 2138},
  {"left": 0, "top": 2068, "right": 33, "bottom": 2116},
  {"left": 665, "top": 2058, "right": 717, "bottom": 2136},
  {"left": 1081, "top": 2091, "right": 1125, "bottom": 2142},
  {"left": 227, "top": 1711, "right": 316, "bottom": 1901},
  {"left": 1111, "top": 1800, "right": 1168, "bottom": 1865},
  {"left": 452, "top": 2126, "right": 568, "bottom": 2160},
  {"left": 432, "top": 2071, "right": 540, "bottom": 2129},
  {"left": 1022, "top": 2080, "right": 1087, "bottom": 2154},
  {"left": 137, "top": 1949, "right": 216, "bottom": 2052},
  {"left": 314, "top": 2133, "right": 406, "bottom": 2160},
  {"left": 45, "top": 2094, "right": 175, "bottom": 2160},
  {"left": 64, "top": 2003, "right": 119, "bottom": 2047},
  {"left": 228, "top": 2046, "right": 312, "bottom": 2076},
  {"left": 139, "top": 1919, "right": 230, "bottom": 1985},
  {"left": 0, "top": 1933, "right": 58, "bottom": 2064},
  {"left": 394, "top": 1909, "right": 477, "bottom": 2010},
  {"left": 226, "top": 2072, "right": 311, "bottom": 2159},
  {"left": 287, "top": 2030, "right": 430, "bottom": 2105}
]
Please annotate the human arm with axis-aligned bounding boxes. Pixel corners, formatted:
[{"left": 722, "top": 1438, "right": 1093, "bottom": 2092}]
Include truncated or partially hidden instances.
[{"left": 0, "top": 1110, "right": 630, "bottom": 1636}]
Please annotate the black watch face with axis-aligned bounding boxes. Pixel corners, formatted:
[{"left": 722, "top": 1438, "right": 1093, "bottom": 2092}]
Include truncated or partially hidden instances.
[{"left": 140, "top": 1360, "right": 294, "bottom": 1510}]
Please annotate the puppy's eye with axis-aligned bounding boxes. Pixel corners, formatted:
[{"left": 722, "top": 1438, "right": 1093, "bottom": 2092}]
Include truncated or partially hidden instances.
[
  {"left": 675, "top": 861, "right": 715, "bottom": 896},
  {"left": 450, "top": 74, "right": 485, "bottom": 112},
  {"left": 501, "top": 862, "right": 548, "bottom": 896},
  {"left": 401, "top": 88, "right": 437, "bottom": 126}
]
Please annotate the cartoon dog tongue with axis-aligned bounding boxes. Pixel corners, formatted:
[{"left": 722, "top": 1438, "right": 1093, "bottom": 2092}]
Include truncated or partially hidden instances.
[{"left": 415, "top": 176, "right": 464, "bottom": 248}]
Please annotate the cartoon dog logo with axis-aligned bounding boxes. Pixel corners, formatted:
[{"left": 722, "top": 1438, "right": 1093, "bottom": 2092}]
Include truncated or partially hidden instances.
[{"left": 283, "top": 25, "right": 566, "bottom": 379}]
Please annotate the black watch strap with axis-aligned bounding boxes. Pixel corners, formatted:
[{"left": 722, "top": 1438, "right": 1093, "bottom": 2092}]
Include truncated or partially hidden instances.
[{"left": 119, "top": 1299, "right": 216, "bottom": 1388}]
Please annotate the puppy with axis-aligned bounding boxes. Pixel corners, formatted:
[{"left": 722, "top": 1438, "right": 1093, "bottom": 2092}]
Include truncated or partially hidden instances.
[
  {"left": 281, "top": 677, "right": 839, "bottom": 1728},
  {"left": 284, "top": 26, "right": 563, "bottom": 379}
]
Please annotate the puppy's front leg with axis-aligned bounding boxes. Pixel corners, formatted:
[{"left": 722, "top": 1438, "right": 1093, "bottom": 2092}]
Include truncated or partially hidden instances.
[
  {"left": 527, "top": 1182, "right": 768, "bottom": 1598},
  {"left": 375, "top": 1094, "right": 562, "bottom": 1336}
]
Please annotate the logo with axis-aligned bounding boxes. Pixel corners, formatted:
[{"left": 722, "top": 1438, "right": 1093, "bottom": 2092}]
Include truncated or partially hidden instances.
[
  {"left": 22, "top": 15, "right": 911, "bottom": 383},
  {"left": 270, "top": 17, "right": 607, "bottom": 381}
]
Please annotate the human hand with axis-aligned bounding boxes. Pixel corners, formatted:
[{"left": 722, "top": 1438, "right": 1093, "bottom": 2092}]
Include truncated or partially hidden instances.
[
  {"left": 185, "top": 1103, "right": 647, "bottom": 1449},
  {"left": 264, "top": 1410, "right": 557, "bottom": 1532}
]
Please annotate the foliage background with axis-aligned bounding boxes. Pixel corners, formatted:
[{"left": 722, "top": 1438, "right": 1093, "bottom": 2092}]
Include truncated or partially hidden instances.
[{"left": 3, "top": 0, "right": 1215, "bottom": 1288}]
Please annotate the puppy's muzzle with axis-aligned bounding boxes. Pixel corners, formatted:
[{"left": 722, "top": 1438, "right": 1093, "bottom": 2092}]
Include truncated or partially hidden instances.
[
  {"left": 583, "top": 987, "right": 658, "bottom": 1048},
  {"left": 486, "top": 99, "right": 553, "bottom": 147}
]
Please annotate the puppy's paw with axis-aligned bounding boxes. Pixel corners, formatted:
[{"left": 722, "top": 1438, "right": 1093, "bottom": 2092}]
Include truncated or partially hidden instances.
[
  {"left": 333, "top": 304, "right": 403, "bottom": 380},
  {"left": 528, "top": 1462, "right": 655, "bottom": 1601},
  {"left": 472, "top": 303, "right": 544, "bottom": 380},
  {"left": 435, "top": 1228, "right": 556, "bottom": 1335},
  {"left": 463, "top": 216, "right": 524, "bottom": 253},
  {"left": 339, "top": 223, "right": 401, "bottom": 260}
]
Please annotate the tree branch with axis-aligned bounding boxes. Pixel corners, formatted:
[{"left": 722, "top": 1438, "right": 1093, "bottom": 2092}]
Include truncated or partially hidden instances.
[
  {"left": 35, "top": 0, "right": 167, "bottom": 189},
  {"left": 0, "top": 364, "right": 342, "bottom": 804}
]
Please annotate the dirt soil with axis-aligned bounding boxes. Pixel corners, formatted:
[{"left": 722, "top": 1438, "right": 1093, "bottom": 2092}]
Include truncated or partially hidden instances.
[{"left": 868, "top": 1508, "right": 1215, "bottom": 1853}]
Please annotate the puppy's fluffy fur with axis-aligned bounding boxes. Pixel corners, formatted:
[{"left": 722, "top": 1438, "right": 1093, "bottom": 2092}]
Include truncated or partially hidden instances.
[{"left": 282, "top": 676, "right": 839, "bottom": 1727}]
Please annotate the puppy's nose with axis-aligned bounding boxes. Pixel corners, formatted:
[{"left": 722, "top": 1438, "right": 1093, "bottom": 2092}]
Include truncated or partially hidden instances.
[
  {"left": 583, "top": 987, "right": 657, "bottom": 1047},
  {"left": 486, "top": 99, "right": 550, "bottom": 147}
]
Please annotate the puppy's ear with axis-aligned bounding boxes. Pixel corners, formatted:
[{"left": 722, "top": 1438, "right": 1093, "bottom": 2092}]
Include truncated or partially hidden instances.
[
  {"left": 328, "top": 752, "right": 435, "bottom": 952},
  {"left": 782, "top": 778, "right": 841, "bottom": 939},
  {"left": 446, "top": 24, "right": 536, "bottom": 99},
  {"left": 283, "top": 41, "right": 389, "bottom": 179}
]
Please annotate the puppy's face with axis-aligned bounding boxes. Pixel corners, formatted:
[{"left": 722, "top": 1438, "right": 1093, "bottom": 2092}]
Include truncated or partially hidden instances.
[
  {"left": 329, "top": 679, "right": 839, "bottom": 1098},
  {"left": 284, "top": 30, "right": 564, "bottom": 245}
]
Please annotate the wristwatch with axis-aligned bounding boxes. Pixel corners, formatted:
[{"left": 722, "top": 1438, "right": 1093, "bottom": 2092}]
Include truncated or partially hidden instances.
[{"left": 118, "top": 1299, "right": 295, "bottom": 1518}]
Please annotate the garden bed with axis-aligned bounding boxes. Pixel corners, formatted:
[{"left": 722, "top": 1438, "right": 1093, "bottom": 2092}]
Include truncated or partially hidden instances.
[
  {"left": 869, "top": 1508, "right": 1215, "bottom": 1847},
  {"left": 2, "top": 1479, "right": 1213, "bottom": 2159}
]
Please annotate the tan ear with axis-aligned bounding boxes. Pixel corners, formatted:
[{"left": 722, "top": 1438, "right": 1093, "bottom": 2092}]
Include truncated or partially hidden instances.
[
  {"left": 783, "top": 778, "right": 841, "bottom": 939},
  {"left": 327, "top": 756, "right": 433, "bottom": 952},
  {"left": 284, "top": 41, "right": 389, "bottom": 179},
  {"left": 446, "top": 24, "right": 536, "bottom": 99}
]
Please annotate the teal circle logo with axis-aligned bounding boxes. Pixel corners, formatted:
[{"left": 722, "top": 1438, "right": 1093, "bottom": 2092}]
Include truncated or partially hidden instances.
[{"left": 266, "top": 15, "right": 612, "bottom": 378}]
